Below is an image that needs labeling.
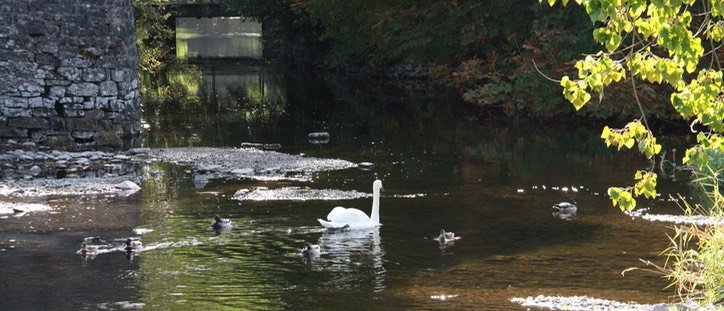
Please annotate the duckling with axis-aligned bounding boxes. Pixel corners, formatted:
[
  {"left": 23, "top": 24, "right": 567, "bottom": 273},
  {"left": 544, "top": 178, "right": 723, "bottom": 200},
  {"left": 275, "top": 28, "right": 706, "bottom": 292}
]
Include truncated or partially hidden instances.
[
  {"left": 437, "top": 229, "right": 459, "bottom": 244},
  {"left": 211, "top": 215, "right": 232, "bottom": 230},
  {"left": 125, "top": 238, "right": 143, "bottom": 252},
  {"left": 349, "top": 243, "right": 377, "bottom": 258},
  {"left": 552, "top": 198, "right": 577, "bottom": 213},
  {"left": 80, "top": 241, "right": 98, "bottom": 254},
  {"left": 325, "top": 224, "right": 350, "bottom": 234},
  {"left": 300, "top": 241, "right": 321, "bottom": 257}
]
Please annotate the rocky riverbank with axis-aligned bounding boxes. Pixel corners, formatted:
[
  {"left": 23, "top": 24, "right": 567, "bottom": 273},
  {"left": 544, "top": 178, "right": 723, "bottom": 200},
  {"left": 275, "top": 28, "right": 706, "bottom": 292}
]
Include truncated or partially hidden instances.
[{"left": 0, "top": 146, "right": 357, "bottom": 199}]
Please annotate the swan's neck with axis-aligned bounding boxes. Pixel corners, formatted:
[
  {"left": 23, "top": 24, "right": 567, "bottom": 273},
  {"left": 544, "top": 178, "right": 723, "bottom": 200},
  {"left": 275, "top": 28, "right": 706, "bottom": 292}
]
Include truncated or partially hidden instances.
[{"left": 371, "top": 188, "right": 380, "bottom": 224}]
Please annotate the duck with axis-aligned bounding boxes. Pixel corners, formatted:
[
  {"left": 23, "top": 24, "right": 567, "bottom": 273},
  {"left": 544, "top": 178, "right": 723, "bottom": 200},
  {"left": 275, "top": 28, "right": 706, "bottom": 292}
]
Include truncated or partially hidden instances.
[
  {"left": 437, "top": 229, "right": 460, "bottom": 244},
  {"left": 552, "top": 198, "right": 577, "bottom": 213},
  {"left": 80, "top": 241, "right": 98, "bottom": 254},
  {"left": 301, "top": 241, "right": 321, "bottom": 257},
  {"left": 349, "top": 245, "right": 377, "bottom": 259},
  {"left": 212, "top": 215, "right": 232, "bottom": 230},
  {"left": 325, "top": 224, "right": 350, "bottom": 234},
  {"left": 318, "top": 180, "right": 384, "bottom": 230},
  {"left": 125, "top": 238, "right": 143, "bottom": 252}
]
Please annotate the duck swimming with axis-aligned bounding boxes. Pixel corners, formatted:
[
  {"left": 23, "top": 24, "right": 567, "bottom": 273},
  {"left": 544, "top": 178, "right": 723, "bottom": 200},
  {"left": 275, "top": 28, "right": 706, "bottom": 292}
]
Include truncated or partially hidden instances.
[
  {"left": 80, "top": 241, "right": 98, "bottom": 254},
  {"left": 301, "top": 242, "right": 321, "bottom": 257},
  {"left": 437, "top": 229, "right": 460, "bottom": 244},
  {"left": 125, "top": 238, "right": 143, "bottom": 252},
  {"left": 212, "top": 215, "right": 232, "bottom": 230},
  {"left": 552, "top": 198, "right": 577, "bottom": 213}
]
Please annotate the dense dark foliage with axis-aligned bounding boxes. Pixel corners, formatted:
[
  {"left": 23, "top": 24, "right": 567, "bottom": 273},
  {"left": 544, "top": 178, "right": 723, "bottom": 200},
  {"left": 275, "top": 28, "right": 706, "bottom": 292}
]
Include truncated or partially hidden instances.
[{"left": 136, "top": 0, "right": 681, "bottom": 119}]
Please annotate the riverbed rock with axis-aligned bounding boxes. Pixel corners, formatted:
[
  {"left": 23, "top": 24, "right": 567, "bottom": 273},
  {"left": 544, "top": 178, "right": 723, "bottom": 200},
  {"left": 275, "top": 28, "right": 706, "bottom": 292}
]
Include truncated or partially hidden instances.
[
  {"left": 28, "top": 165, "right": 41, "bottom": 176},
  {"left": 197, "top": 163, "right": 222, "bottom": 172},
  {"left": 115, "top": 181, "right": 140, "bottom": 191},
  {"left": 231, "top": 168, "right": 254, "bottom": 175},
  {"left": 128, "top": 147, "right": 150, "bottom": 154}
]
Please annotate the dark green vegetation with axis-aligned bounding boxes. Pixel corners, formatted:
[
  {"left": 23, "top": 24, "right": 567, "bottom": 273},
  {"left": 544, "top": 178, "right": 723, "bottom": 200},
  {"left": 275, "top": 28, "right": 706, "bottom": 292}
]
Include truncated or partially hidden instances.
[{"left": 135, "top": 0, "right": 685, "bottom": 119}]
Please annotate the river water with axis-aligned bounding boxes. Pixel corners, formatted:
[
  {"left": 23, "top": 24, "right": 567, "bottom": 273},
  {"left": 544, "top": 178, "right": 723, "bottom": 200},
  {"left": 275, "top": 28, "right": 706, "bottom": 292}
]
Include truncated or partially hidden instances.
[{"left": 0, "top": 60, "right": 696, "bottom": 310}]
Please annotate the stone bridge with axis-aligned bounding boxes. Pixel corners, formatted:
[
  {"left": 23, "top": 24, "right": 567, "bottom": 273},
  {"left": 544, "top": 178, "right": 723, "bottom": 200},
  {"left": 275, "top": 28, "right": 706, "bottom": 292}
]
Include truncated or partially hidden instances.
[{"left": 0, "top": 0, "right": 140, "bottom": 149}]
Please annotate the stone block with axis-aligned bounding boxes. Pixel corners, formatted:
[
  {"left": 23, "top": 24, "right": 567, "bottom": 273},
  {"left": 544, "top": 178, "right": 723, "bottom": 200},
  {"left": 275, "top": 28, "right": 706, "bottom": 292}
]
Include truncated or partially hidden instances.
[
  {"left": 18, "top": 82, "right": 43, "bottom": 97},
  {"left": 1, "top": 97, "right": 28, "bottom": 108},
  {"left": 83, "top": 68, "right": 106, "bottom": 82},
  {"left": 95, "top": 96, "right": 112, "bottom": 109},
  {"left": 64, "top": 109, "right": 84, "bottom": 117},
  {"left": 60, "top": 57, "right": 93, "bottom": 68},
  {"left": 8, "top": 117, "right": 50, "bottom": 129},
  {"left": 67, "top": 83, "right": 98, "bottom": 97},
  {"left": 82, "top": 99, "right": 95, "bottom": 109},
  {"left": 31, "top": 108, "right": 56, "bottom": 117},
  {"left": 1, "top": 107, "right": 31, "bottom": 117},
  {"left": 58, "top": 67, "right": 81, "bottom": 81},
  {"left": 99, "top": 80, "right": 117, "bottom": 96},
  {"left": 34, "top": 68, "right": 53, "bottom": 79},
  {"left": 28, "top": 97, "right": 49, "bottom": 108},
  {"left": 49, "top": 86, "right": 65, "bottom": 98},
  {"left": 111, "top": 70, "right": 127, "bottom": 82}
]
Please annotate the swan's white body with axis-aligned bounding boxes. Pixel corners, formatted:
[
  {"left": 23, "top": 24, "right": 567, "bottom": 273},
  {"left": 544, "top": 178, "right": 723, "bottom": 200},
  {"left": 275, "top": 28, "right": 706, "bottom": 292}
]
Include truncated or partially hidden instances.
[
  {"left": 552, "top": 199, "right": 577, "bottom": 213},
  {"left": 318, "top": 180, "right": 383, "bottom": 230}
]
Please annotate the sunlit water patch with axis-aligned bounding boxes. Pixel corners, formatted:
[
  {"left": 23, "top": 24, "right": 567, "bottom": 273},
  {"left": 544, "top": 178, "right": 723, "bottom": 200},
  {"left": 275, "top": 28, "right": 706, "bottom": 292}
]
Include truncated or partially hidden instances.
[
  {"left": 96, "top": 301, "right": 145, "bottom": 310},
  {"left": 510, "top": 295, "right": 714, "bottom": 311},
  {"left": 626, "top": 208, "right": 724, "bottom": 226},
  {"left": 0, "top": 201, "right": 52, "bottom": 214},
  {"left": 233, "top": 186, "right": 425, "bottom": 201}
]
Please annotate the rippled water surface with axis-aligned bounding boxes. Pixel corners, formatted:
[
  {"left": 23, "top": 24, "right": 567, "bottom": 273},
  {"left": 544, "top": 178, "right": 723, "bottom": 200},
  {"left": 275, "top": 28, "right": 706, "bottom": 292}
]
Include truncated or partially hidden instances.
[{"left": 0, "top": 61, "right": 697, "bottom": 310}]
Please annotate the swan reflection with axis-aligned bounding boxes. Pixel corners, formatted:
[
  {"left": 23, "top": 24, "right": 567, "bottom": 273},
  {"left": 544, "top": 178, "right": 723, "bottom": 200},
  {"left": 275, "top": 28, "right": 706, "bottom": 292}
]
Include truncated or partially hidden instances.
[
  {"left": 317, "top": 227, "right": 385, "bottom": 291},
  {"left": 553, "top": 210, "right": 576, "bottom": 220}
]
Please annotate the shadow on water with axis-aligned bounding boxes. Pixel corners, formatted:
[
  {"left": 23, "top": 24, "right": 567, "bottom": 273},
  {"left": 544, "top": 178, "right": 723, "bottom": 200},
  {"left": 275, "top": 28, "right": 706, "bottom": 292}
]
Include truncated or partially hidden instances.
[{"left": 0, "top": 59, "right": 697, "bottom": 309}]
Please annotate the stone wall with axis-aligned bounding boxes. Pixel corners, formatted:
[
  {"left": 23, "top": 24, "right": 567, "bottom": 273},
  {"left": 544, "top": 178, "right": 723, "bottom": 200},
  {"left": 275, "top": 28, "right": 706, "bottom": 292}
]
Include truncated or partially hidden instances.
[{"left": 0, "top": 0, "right": 140, "bottom": 149}]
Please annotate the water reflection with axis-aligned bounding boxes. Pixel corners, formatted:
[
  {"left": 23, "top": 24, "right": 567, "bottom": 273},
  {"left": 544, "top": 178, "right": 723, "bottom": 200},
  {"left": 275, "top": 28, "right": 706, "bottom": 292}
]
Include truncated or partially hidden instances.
[
  {"left": 176, "top": 17, "right": 262, "bottom": 59},
  {"left": 317, "top": 227, "right": 385, "bottom": 291}
]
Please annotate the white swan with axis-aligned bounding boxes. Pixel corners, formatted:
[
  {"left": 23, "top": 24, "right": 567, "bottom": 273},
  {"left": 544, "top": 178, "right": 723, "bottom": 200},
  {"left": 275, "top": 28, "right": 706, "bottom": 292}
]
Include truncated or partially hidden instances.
[{"left": 318, "top": 180, "right": 384, "bottom": 230}]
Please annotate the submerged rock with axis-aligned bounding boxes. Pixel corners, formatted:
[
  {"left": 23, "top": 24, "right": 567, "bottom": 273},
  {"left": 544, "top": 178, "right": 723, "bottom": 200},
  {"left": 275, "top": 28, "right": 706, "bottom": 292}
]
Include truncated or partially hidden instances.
[
  {"left": 308, "top": 132, "right": 330, "bottom": 144},
  {"left": 193, "top": 174, "right": 210, "bottom": 189},
  {"left": 358, "top": 162, "right": 375, "bottom": 170},
  {"left": 28, "top": 165, "right": 42, "bottom": 176}
]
